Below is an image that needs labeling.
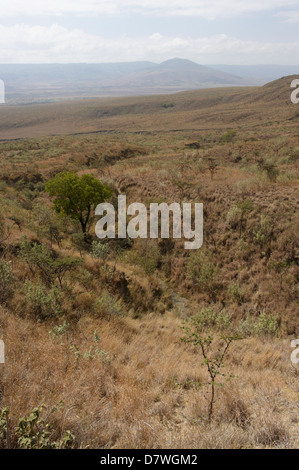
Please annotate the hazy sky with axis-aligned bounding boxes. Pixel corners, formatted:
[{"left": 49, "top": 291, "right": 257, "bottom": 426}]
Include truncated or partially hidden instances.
[{"left": 0, "top": 0, "right": 299, "bottom": 64}]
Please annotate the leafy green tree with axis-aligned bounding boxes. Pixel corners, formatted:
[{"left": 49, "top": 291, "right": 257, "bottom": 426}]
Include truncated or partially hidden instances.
[{"left": 45, "top": 172, "right": 112, "bottom": 236}]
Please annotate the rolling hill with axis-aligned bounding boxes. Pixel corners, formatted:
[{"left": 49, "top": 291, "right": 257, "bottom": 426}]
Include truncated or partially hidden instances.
[
  {"left": 0, "top": 59, "right": 247, "bottom": 104},
  {"left": 0, "top": 75, "right": 297, "bottom": 140}
]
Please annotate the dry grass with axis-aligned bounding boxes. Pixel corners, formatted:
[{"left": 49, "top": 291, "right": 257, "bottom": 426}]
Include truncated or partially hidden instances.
[
  {"left": 1, "top": 309, "right": 298, "bottom": 448},
  {"left": 0, "top": 76, "right": 298, "bottom": 448}
]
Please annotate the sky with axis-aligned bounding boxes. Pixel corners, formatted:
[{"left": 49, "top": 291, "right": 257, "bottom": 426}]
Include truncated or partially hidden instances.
[{"left": 0, "top": 0, "right": 299, "bottom": 64}]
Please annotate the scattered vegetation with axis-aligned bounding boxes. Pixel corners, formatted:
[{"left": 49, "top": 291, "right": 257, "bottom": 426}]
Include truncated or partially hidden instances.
[
  {"left": 0, "top": 78, "right": 298, "bottom": 448},
  {"left": 0, "top": 404, "right": 75, "bottom": 449}
]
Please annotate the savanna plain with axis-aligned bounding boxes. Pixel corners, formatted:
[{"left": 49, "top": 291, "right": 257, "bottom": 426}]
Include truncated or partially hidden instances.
[{"left": 0, "top": 76, "right": 298, "bottom": 449}]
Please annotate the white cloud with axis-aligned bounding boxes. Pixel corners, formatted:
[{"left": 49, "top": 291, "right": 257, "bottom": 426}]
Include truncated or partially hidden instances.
[
  {"left": 0, "top": 0, "right": 299, "bottom": 19},
  {"left": 0, "top": 24, "right": 298, "bottom": 64},
  {"left": 278, "top": 10, "right": 299, "bottom": 22}
]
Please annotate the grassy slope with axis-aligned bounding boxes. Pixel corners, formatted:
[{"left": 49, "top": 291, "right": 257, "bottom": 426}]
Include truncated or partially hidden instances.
[
  {"left": 0, "top": 76, "right": 298, "bottom": 449},
  {"left": 0, "top": 76, "right": 297, "bottom": 139}
]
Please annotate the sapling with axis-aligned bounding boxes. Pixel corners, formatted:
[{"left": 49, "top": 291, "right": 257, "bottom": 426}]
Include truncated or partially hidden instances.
[{"left": 181, "top": 310, "right": 241, "bottom": 422}]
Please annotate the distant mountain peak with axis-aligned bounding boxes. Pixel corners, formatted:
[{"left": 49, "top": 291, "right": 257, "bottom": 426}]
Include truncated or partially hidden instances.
[{"left": 159, "top": 58, "right": 202, "bottom": 69}]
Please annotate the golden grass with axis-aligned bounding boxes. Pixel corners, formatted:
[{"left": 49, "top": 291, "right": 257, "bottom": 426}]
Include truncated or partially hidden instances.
[
  {"left": 1, "top": 308, "right": 298, "bottom": 449},
  {"left": 0, "top": 77, "right": 298, "bottom": 448}
]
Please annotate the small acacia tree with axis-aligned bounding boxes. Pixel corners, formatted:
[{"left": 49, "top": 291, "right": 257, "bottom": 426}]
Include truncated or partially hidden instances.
[
  {"left": 45, "top": 172, "right": 112, "bottom": 237},
  {"left": 181, "top": 308, "right": 241, "bottom": 422},
  {"left": 207, "top": 158, "right": 219, "bottom": 180},
  {"left": 20, "top": 238, "right": 81, "bottom": 288}
]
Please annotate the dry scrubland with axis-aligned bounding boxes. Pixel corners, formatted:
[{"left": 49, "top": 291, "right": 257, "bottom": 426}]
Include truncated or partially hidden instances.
[{"left": 0, "top": 76, "right": 298, "bottom": 448}]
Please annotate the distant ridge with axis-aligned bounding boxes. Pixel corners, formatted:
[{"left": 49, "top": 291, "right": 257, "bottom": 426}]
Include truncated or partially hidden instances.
[
  {"left": 1, "top": 59, "right": 298, "bottom": 105},
  {"left": 0, "top": 74, "right": 297, "bottom": 140},
  {"left": 209, "top": 64, "right": 299, "bottom": 83},
  {"left": 0, "top": 59, "right": 247, "bottom": 104}
]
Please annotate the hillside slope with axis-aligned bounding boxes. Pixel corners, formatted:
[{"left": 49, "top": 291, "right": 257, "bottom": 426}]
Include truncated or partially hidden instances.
[
  {"left": 0, "top": 71, "right": 298, "bottom": 449},
  {"left": 0, "top": 75, "right": 297, "bottom": 140}
]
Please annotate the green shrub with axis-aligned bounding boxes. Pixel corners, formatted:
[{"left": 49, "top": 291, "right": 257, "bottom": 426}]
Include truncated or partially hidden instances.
[
  {"left": 277, "top": 169, "right": 298, "bottom": 183},
  {"left": 226, "top": 199, "right": 254, "bottom": 235},
  {"left": 127, "top": 245, "right": 160, "bottom": 275},
  {"left": 17, "top": 405, "right": 74, "bottom": 449},
  {"left": 162, "top": 103, "right": 175, "bottom": 109},
  {"left": 226, "top": 206, "right": 242, "bottom": 230},
  {"left": 90, "top": 241, "right": 110, "bottom": 260},
  {"left": 49, "top": 320, "right": 70, "bottom": 341},
  {"left": 236, "top": 237, "right": 251, "bottom": 261},
  {"left": 0, "top": 405, "right": 74, "bottom": 449},
  {"left": 258, "top": 160, "right": 279, "bottom": 182},
  {"left": 140, "top": 250, "right": 160, "bottom": 274},
  {"left": 187, "top": 252, "right": 219, "bottom": 299},
  {"left": 25, "top": 282, "right": 63, "bottom": 320},
  {"left": 96, "top": 290, "right": 124, "bottom": 320},
  {"left": 228, "top": 282, "right": 245, "bottom": 304},
  {"left": 239, "top": 312, "right": 280, "bottom": 337},
  {"left": 0, "top": 261, "right": 14, "bottom": 303},
  {"left": 191, "top": 307, "right": 231, "bottom": 332},
  {"left": 221, "top": 130, "right": 236, "bottom": 143},
  {"left": 253, "top": 215, "right": 274, "bottom": 258},
  {"left": 0, "top": 408, "right": 9, "bottom": 445}
]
